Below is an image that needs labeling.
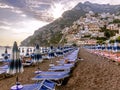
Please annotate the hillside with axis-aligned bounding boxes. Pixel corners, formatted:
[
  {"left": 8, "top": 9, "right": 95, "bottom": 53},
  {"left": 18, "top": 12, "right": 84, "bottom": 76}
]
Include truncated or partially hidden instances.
[{"left": 21, "top": 1, "right": 120, "bottom": 46}]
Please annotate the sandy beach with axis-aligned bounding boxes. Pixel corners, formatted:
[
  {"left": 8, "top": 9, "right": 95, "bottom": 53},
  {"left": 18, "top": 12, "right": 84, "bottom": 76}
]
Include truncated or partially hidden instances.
[{"left": 1, "top": 48, "right": 120, "bottom": 90}]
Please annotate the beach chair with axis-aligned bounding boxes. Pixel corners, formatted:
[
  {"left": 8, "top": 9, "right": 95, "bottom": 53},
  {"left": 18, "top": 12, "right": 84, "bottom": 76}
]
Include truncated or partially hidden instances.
[
  {"left": 0, "top": 65, "right": 8, "bottom": 69},
  {"left": 10, "top": 79, "right": 56, "bottom": 90},
  {"left": 38, "top": 79, "right": 56, "bottom": 90},
  {"left": 32, "top": 73, "right": 69, "bottom": 86},
  {"left": 0, "top": 65, "right": 9, "bottom": 79},
  {"left": 48, "top": 65, "right": 71, "bottom": 71},
  {"left": 35, "top": 71, "right": 70, "bottom": 76}
]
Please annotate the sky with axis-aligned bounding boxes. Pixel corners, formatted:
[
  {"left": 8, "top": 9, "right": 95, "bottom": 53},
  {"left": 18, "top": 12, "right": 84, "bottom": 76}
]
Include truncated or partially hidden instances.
[{"left": 0, "top": 0, "right": 120, "bottom": 46}]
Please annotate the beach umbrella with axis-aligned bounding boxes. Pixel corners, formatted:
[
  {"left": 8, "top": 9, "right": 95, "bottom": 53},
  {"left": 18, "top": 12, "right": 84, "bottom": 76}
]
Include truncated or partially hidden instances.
[
  {"left": 30, "top": 48, "right": 32, "bottom": 53},
  {"left": 7, "top": 41, "right": 23, "bottom": 88},
  {"left": 101, "top": 44, "right": 105, "bottom": 50},
  {"left": 55, "top": 46, "right": 63, "bottom": 61},
  {"left": 22, "top": 48, "right": 24, "bottom": 53},
  {"left": 107, "top": 43, "right": 112, "bottom": 51},
  {"left": 30, "top": 53, "right": 35, "bottom": 63},
  {"left": 34, "top": 44, "right": 42, "bottom": 69},
  {"left": 2, "top": 47, "right": 10, "bottom": 60},
  {"left": 97, "top": 44, "right": 101, "bottom": 50},
  {"left": 25, "top": 48, "right": 30, "bottom": 57},
  {"left": 48, "top": 46, "right": 55, "bottom": 66},
  {"left": 113, "top": 42, "right": 118, "bottom": 52},
  {"left": 112, "top": 41, "right": 119, "bottom": 59}
]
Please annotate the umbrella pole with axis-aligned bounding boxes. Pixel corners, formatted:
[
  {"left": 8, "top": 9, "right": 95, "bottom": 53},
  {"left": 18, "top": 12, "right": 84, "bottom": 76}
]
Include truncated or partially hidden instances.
[
  {"left": 16, "top": 73, "right": 19, "bottom": 89},
  {"left": 37, "top": 62, "right": 40, "bottom": 70}
]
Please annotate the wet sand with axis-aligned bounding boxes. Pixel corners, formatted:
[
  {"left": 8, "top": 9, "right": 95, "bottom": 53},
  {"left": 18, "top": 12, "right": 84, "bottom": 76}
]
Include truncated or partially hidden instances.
[{"left": 1, "top": 48, "right": 120, "bottom": 90}]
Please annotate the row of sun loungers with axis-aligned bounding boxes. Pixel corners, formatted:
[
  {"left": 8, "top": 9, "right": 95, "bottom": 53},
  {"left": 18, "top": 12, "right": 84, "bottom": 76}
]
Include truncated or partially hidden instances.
[
  {"left": 86, "top": 48, "right": 120, "bottom": 64},
  {"left": 31, "top": 48, "right": 79, "bottom": 87},
  {"left": 1, "top": 47, "right": 79, "bottom": 90}
]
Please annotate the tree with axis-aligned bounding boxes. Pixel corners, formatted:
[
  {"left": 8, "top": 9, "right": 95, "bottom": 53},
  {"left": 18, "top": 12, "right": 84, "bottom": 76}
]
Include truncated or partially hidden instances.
[
  {"left": 116, "top": 36, "right": 120, "bottom": 43},
  {"left": 97, "top": 40, "right": 105, "bottom": 44},
  {"left": 109, "top": 39, "right": 115, "bottom": 43},
  {"left": 104, "top": 31, "right": 111, "bottom": 39}
]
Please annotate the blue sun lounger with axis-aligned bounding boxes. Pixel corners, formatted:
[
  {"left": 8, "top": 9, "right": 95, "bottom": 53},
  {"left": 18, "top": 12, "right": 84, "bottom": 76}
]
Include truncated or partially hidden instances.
[
  {"left": 32, "top": 73, "right": 69, "bottom": 86},
  {"left": 0, "top": 65, "right": 8, "bottom": 69},
  {"left": 0, "top": 65, "right": 8, "bottom": 74},
  {"left": 32, "top": 73, "right": 69, "bottom": 81},
  {"left": 48, "top": 67, "right": 70, "bottom": 71},
  {"left": 11, "top": 79, "right": 56, "bottom": 90},
  {"left": 35, "top": 71, "right": 69, "bottom": 76},
  {"left": 48, "top": 65, "right": 73, "bottom": 71},
  {"left": 0, "top": 65, "right": 8, "bottom": 79},
  {"left": 0, "top": 70, "right": 6, "bottom": 74}
]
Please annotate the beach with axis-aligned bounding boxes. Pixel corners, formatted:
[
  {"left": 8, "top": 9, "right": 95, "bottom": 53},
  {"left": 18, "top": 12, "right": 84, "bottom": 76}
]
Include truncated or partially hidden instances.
[
  {"left": 1, "top": 47, "right": 120, "bottom": 90},
  {"left": 57, "top": 47, "right": 120, "bottom": 90},
  {"left": 0, "top": 58, "right": 58, "bottom": 90}
]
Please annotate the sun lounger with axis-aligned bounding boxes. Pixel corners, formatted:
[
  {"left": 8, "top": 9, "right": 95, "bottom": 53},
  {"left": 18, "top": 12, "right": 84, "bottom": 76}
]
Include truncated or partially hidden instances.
[
  {"left": 0, "top": 65, "right": 8, "bottom": 79},
  {"left": 11, "top": 79, "right": 56, "bottom": 90},
  {"left": 0, "top": 65, "right": 8, "bottom": 69},
  {"left": 48, "top": 66, "right": 71, "bottom": 71},
  {"left": 32, "top": 73, "right": 69, "bottom": 80},
  {"left": 32, "top": 73, "right": 69, "bottom": 86},
  {"left": 35, "top": 71, "right": 69, "bottom": 76}
]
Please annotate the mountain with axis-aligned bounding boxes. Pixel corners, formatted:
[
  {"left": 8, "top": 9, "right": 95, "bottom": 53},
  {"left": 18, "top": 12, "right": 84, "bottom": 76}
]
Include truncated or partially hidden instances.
[
  {"left": 73, "top": 1, "right": 120, "bottom": 14},
  {"left": 21, "top": 1, "right": 120, "bottom": 46}
]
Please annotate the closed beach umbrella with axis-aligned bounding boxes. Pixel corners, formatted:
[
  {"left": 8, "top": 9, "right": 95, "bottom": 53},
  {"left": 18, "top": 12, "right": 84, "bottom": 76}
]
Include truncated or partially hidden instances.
[
  {"left": 34, "top": 44, "right": 42, "bottom": 69},
  {"left": 113, "top": 41, "right": 119, "bottom": 52},
  {"left": 48, "top": 46, "right": 55, "bottom": 59},
  {"left": 26, "top": 48, "right": 29, "bottom": 57},
  {"left": 34, "top": 44, "right": 42, "bottom": 62},
  {"left": 101, "top": 44, "right": 105, "bottom": 50},
  {"left": 3, "top": 47, "right": 10, "bottom": 60},
  {"left": 7, "top": 41, "right": 23, "bottom": 85},
  {"left": 107, "top": 43, "right": 112, "bottom": 51},
  {"left": 30, "top": 53, "right": 35, "bottom": 63},
  {"left": 22, "top": 48, "right": 24, "bottom": 53},
  {"left": 97, "top": 44, "right": 101, "bottom": 50},
  {"left": 48, "top": 46, "right": 55, "bottom": 66},
  {"left": 56, "top": 46, "right": 63, "bottom": 57}
]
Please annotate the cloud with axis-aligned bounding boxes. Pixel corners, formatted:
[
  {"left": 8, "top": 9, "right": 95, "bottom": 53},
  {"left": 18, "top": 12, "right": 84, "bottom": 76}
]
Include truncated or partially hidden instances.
[
  {"left": 0, "top": 2, "right": 14, "bottom": 9},
  {"left": 0, "top": 0, "right": 120, "bottom": 46}
]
